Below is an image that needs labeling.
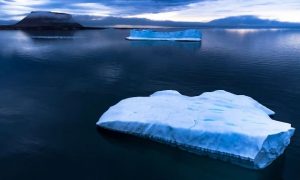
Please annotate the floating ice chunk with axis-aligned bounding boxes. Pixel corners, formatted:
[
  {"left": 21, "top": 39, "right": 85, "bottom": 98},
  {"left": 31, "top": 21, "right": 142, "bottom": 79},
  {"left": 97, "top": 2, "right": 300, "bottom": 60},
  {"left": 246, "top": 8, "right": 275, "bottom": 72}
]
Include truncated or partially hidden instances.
[
  {"left": 97, "top": 90, "right": 294, "bottom": 169},
  {"left": 126, "top": 29, "right": 202, "bottom": 41}
]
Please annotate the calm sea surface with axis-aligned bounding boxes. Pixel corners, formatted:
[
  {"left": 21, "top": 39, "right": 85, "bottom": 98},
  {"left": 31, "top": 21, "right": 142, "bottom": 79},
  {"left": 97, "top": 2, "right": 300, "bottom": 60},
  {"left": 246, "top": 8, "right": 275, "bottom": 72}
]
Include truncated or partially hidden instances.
[{"left": 0, "top": 29, "right": 299, "bottom": 180}]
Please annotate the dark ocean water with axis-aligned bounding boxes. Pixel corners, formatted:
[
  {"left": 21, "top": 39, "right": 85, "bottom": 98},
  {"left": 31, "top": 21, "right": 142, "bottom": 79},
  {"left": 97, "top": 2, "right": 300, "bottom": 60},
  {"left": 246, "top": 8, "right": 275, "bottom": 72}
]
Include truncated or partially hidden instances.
[{"left": 0, "top": 29, "right": 299, "bottom": 180}]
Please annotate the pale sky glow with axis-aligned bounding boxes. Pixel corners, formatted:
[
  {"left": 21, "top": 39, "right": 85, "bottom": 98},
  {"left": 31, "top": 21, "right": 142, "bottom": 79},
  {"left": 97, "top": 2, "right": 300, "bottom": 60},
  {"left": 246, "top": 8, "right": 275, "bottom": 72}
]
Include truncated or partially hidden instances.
[
  {"left": 127, "top": 0, "right": 300, "bottom": 22},
  {"left": 0, "top": 0, "right": 300, "bottom": 22}
]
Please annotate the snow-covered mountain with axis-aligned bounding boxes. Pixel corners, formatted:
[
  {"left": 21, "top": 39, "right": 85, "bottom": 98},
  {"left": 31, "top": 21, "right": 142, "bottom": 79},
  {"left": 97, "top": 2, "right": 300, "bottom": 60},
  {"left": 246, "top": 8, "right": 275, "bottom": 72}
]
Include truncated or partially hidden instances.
[
  {"left": 15, "top": 11, "right": 83, "bottom": 29},
  {"left": 0, "top": 11, "right": 86, "bottom": 30}
]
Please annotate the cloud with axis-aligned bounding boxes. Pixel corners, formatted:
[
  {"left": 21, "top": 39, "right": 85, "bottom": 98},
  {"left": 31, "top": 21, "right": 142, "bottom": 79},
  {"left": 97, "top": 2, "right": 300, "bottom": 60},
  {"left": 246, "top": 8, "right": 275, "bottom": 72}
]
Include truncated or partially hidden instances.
[
  {"left": 0, "top": 0, "right": 118, "bottom": 20},
  {"left": 1, "top": 0, "right": 50, "bottom": 6},
  {"left": 0, "top": 0, "right": 52, "bottom": 20},
  {"left": 0, "top": 0, "right": 300, "bottom": 22},
  {"left": 94, "top": 0, "right": 204, "bottom": 14},
  {"left": 69, "top": 3, "right": 118, "bottom": 16},
  {"left": 126, "top": 0, "right": 300, "bottom": 22},
  {"left": 0, "top": 0, "right": 206, "bottom": 20}
]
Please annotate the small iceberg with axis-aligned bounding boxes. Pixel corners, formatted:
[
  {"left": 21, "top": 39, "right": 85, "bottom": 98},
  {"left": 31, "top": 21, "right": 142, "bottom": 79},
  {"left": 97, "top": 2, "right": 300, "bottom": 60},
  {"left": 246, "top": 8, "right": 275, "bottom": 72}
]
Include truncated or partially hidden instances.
[
  {"left": 97, "top": 90, "right": 295, "bottom": 169},
  {"left": 126, "top": 29, "right": 202, "bottom": 41}
]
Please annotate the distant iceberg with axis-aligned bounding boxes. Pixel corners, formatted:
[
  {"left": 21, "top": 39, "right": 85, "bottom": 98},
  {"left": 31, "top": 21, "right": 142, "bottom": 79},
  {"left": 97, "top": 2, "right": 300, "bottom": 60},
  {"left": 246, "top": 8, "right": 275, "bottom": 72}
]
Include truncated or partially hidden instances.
[
  {"left": 97, "top": 90, "right": 295, "bottom": 169},
  {"left": 126, "top": 29, "right": 202, "bottom": 41}
]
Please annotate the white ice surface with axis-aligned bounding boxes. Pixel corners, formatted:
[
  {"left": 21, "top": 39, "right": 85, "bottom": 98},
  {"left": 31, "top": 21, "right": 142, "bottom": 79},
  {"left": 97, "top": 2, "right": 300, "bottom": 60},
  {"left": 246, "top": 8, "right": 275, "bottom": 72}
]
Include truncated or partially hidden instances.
[
  {"left": 97, "top": 90, "right": 294, "bottom": 169},
  {"left": 126, "top": 29, "right": 202, "bottom": 41}
]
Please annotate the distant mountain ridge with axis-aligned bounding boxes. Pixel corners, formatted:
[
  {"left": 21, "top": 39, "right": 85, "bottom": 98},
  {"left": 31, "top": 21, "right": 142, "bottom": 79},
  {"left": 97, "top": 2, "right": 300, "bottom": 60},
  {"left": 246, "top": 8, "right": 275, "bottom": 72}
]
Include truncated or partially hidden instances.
[
  {"left": 1, "top": 12, "right": 300, "bottom": 29},
  {"left": 208, "top": 15, "right": 299, "bottom": 27},
  {"left": 74, "top": 16, "right": 205, "bottom": 27},
  {"left": 75, "top": 15, "right": 300, "bottom": 28}
]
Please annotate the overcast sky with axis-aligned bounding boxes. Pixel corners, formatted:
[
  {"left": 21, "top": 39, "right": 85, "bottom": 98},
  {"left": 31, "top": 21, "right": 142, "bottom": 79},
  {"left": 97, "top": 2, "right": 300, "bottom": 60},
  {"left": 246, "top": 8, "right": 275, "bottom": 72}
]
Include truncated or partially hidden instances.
[{"left": 1, "top": 0, "right": 300, "bottom": 22}]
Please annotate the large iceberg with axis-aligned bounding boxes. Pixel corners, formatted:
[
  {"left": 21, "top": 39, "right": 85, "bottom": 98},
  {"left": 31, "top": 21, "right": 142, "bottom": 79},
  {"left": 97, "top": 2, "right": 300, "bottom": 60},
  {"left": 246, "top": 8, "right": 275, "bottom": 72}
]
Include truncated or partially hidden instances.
[
  {"left": 97, "top": 90, "right": 295, "bottom": 169},
  {"left": 126, "top": 29, "right": 202, "bottom": 41}
]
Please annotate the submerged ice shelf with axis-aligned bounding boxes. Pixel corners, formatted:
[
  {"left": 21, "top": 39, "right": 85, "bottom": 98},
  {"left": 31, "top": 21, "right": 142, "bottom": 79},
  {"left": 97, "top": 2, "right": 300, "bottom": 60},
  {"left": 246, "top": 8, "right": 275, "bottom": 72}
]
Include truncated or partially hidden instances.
[
  {"left": 97, "top": 90, "right": 295, "bottom": 169},
  {"left": 126, "top": 29, "right": 202, "bottom": 41}
]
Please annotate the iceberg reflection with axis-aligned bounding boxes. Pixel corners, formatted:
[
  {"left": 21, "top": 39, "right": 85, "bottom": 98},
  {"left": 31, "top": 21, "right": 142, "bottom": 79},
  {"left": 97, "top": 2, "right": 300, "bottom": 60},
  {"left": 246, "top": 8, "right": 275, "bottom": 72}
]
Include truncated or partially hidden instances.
[
  {"left": 130, "top": 40, "right": 201, "bottom": 51},
  {"left": 23, "top": 30, "right": 79, "bottom": 40}
]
